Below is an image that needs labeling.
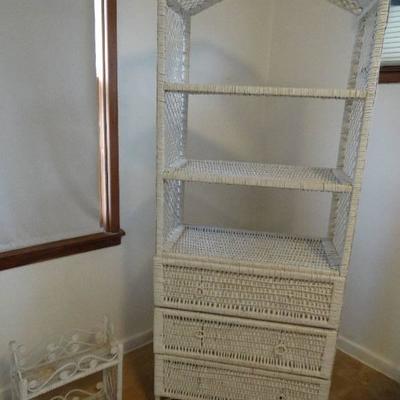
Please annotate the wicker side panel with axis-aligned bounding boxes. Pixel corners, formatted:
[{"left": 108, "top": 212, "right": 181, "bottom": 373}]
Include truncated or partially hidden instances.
[
  {"left": 155, "top": 355, "right": 331, "bottom": 400},
  {"left": 157, "top": 2, "right": 190, "bottom": 253},
  {"left": 154, "top": 308, "right": 337, "bottom": 378},
  {"left": 154, "top": 258, "right": 345, "bottom": 329},
  {"left": 330, "top": 1, "right": 390, "bottom": 272}
]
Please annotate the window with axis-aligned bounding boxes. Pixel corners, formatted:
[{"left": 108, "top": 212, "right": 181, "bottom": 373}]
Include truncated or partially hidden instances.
[
  {"left": 0, "top": 0, "right": 123, "bottom": 271},
  {"left": 380, "top": 0, "right": 400, "bottom": 83}
]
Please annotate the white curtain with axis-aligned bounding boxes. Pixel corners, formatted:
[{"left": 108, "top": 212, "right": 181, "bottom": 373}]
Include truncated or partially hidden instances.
[{"left": 0, "top": 0, "right": 101, "bottom": 252}]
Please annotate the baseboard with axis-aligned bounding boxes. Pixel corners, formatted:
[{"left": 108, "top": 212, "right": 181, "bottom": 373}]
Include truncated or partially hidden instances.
[
  {"left": 337, "top": 335, "right": 400, "bottom": 383},
  {"left": 0, "top": 330, "right": 154, "bottom": 400},
  {"left": 122, "top": 329, "right": 153, "bottom": 354}
]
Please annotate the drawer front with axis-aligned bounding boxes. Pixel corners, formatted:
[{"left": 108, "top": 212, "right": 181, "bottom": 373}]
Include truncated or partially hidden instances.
[
  {"left": 154, "top": 309, "right": 337, "bottom": 378},
  {"left": 154, "top": 257, "right": 345, "bottom": 329},
  {"left": 155, "top": 355, "right": 331, "bottom": 400}
]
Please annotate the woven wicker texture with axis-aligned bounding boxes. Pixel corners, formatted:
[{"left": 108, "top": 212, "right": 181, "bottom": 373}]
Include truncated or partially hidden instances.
[
  {"left": 154, "top": 259, "right": 345, "bottom": 328},
  {"left": 155, "top": 356, "right": 331, "bottom": 400},
  {"left": 167, "top": 0, "right": 223, "bottom": 16},
  {"left": 163, "top": 7, "right": 189, "bottom": 167},
  {"left": 163, "top": 160, "right": 353, "bottom": 192},
  {"left": 155, "top": 309, "right": 337, "bottom": 378},
  {"left": 327, "top": 0, "right": 363, "bottom": 14},
  {"left": 164, "top": 225, "right": 341, "bottom": 272},
  {"left": 330, "top": 2, "right": 388, "bottom": 269},
  {"left": 164, "top": 82, "right": 367, "bottom": 99},
  {"left": 163, "top": 180, "right": 184, "bottom": 242},
  {"left": 155, "top": 1, "right": 390, "bottom": 397}
]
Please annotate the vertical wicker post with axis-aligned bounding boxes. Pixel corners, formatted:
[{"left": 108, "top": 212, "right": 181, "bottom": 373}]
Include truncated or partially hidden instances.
[{"left": 154, "top": 1, "right": 390, "bottom": 399}]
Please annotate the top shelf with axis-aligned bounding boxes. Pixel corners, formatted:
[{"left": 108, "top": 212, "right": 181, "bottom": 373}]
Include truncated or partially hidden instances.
[
  {"left": 163, "top": 82, "right": 368, "bottom": 100},
  {"left": 167, "top": 0, "right": 364, "bottom": 16}
]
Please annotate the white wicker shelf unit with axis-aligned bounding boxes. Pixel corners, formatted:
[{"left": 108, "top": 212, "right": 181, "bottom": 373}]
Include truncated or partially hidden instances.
[
  {"left": 154, "top": 1, "right": 390, "bottom": 400},
  {"left": 9, "top": 318, "right": 123, "bottom": 400}
]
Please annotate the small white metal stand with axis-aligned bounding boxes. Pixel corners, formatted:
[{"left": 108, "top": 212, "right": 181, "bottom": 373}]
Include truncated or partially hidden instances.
[{"left": 9, "top": 317, "right": 123, "bottom": 400}]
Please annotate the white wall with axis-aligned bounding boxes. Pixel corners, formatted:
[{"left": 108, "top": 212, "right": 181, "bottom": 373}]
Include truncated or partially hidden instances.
[
  {"left": 0, "top": 0, "right": 399, "bottom": 395},
  {"left": 339, "top": 83, "right": 400, "bottom": 381}
]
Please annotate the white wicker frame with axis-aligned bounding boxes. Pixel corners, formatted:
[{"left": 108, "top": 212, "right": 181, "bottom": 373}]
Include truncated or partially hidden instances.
[
  {"left": 155, "top": 355, "right": 332, "bottom": 400},
  {"left": 154, "top": 1, "right": 390, "bottom": 399}
]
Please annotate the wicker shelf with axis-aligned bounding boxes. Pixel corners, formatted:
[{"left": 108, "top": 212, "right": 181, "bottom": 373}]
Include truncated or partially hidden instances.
[
  {"left": 164, "top": 82, "right": 367, "bottom": 99},
  {"left": 163, "top": 159, "right": 353, "bottom": 193},
  {"left": 156, "top": 1, "right": 389, "bottom": 398},
  {"left": 164, "top": 225, "right": 341, "bottom": 274}
]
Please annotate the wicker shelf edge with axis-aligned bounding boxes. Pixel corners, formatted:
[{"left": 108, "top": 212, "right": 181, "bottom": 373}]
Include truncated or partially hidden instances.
[{"left": 163, "top": 160, "right": 353, "bottom": 193}]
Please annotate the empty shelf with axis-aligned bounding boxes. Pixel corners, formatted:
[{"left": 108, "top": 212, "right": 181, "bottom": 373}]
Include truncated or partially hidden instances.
[
  {"left": 164, "top": 225, "right": 341, "bottom": 274},
  {"left": 164, "top": 82, "right": 367, "bottom": 100},
  {"left": 163, "top": 159, "right": 353, "bottom": 193}
]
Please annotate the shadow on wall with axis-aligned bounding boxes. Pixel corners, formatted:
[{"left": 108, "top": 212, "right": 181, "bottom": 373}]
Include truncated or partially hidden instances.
[{"left": 118, "top": 49, "right": 157, "bottom": 337}]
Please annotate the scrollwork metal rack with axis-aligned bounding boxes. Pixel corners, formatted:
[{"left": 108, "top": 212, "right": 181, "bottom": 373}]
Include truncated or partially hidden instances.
[{"left": 9, "top": 317, "right": 123, "bottom": 400}]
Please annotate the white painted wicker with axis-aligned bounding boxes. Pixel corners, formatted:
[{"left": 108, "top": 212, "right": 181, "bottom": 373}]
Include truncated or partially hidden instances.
[
  {"left": 154, "top": 309, "right": 337, "bottom": 378},
  {"left": 155, "top": 0, "right": 390, "bottom": 399},
  {"left": 157, "top": 0, "right": 390, "bottom": 277},
  {"left": 155, "top": 355, "right": 331, "bottom": 400},
  {"left": 154, "top": 257, "right": 345, "bottom": 329},
  {"left": 9, "top": 318, "right": 123, "bottom": 400},
  {"left": 162, "top": 225, "right": 342, "bottom": 272}
]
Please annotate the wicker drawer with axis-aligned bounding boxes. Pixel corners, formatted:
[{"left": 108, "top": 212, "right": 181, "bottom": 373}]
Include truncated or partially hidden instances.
[
  {"left": 154, "top": 308, "right": 337, "bottom": 378},
  {"left": 154, "top": 257, "right": 345, "bottom": 329},
  {"left": 155, "top": 355, "right": 331, "bottom": 400}
]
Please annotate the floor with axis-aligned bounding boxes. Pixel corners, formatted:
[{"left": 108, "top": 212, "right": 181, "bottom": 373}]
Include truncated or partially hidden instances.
[{"left": 69, "top": 343, "right": 400, "bottom": 400}]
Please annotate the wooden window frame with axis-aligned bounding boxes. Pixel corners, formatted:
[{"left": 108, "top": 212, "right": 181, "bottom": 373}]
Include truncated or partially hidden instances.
[
  {"left": 380, "top": 65, "right": 400, "bottom": 83},
  {"left": 0, "top": 0, "right": 124, "bottom": 272}
]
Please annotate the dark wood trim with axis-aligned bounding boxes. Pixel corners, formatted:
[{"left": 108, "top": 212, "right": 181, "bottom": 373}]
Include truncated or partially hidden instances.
[
  {"left": 0, "top": 231, "right": 125, "bottom": 272},
  {"left": 0, "top": 0, "right": 122, "bottom": 271},
  {"left": 379, "top": 65, "right": 400, "bottom": 84},
  {"left": 98, "top": 0, "right": 120, "bottom": 233}
]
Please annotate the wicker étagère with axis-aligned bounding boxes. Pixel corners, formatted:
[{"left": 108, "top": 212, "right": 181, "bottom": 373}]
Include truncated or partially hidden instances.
[{"left": 154, "top": 1, "right": 390, "bottom": 399}]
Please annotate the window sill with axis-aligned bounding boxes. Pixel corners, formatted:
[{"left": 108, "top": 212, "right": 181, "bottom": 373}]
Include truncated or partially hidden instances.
[
  {"left": 379, "top": 66, "right": 400, "bottom": 84},
  {"left": 0, "top": 230, "right": 125, "bottom": 271}
]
